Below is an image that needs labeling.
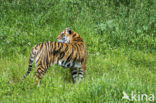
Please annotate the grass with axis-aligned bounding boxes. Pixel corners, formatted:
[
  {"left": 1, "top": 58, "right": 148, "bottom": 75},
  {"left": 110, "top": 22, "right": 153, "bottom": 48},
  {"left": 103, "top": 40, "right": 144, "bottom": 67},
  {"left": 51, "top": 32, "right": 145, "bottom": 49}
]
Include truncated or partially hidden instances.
[
  {"left": 0, "top": 48, "right": 156, "bottom": 103},
  {"left": 0, "top": 0, "right": 156, "bottom": 103}
]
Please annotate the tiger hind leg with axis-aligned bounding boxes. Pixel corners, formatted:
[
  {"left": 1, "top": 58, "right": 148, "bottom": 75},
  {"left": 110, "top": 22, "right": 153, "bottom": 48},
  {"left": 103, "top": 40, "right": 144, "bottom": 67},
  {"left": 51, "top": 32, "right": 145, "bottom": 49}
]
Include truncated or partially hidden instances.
[{"left": 34, "top": 64, "right": 48, "bottom": 84}]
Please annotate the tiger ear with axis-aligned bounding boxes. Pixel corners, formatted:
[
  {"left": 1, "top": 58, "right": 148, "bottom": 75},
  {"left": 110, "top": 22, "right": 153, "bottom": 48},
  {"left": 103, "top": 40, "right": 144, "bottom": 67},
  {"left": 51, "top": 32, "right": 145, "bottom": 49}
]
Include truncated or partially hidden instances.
[{"left": 66, "top": 27, "right": 72, "bottom": 34}]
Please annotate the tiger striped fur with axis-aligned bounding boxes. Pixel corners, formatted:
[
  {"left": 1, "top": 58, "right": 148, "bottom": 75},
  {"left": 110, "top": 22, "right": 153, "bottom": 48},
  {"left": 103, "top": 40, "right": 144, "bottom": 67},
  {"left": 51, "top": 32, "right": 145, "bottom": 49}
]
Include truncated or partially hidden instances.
[{"left": 22, "top": 28, "right": 87, "bottom": 83}]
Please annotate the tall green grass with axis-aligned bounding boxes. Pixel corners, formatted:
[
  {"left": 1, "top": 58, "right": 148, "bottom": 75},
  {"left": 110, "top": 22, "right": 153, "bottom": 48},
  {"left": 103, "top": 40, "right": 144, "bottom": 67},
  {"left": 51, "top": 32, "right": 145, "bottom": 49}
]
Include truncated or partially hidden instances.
[{"left": 0, "top": 0, "right": 156, "bottom": 103}]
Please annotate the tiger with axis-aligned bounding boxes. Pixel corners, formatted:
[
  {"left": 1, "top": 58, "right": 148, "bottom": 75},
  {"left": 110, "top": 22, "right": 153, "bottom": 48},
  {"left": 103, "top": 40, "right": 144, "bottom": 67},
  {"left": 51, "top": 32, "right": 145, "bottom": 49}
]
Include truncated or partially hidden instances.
[{"left": 22, "top": 27, "right": 87, "bottom": 84}]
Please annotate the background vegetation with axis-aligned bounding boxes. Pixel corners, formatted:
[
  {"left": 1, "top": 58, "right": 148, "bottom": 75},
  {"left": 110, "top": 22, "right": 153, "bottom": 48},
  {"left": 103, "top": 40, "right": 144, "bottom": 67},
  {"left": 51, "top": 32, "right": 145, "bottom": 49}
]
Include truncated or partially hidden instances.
[{"left": 0, "top": 0, "right": 156, "bottom": 103}]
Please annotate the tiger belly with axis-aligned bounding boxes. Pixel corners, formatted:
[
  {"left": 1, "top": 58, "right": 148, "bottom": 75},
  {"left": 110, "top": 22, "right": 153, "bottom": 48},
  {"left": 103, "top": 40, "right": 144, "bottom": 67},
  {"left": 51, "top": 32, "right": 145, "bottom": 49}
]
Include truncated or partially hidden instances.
[{"left": 58, "top": 60, "right": 81, "bottom": 68}]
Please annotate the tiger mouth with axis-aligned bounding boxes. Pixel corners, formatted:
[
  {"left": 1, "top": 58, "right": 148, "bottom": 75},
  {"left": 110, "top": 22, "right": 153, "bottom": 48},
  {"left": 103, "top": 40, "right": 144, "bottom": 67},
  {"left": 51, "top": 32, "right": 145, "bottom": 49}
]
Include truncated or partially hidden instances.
[{"left": 57, "top": 37, "right": 69, "bottom": 43}]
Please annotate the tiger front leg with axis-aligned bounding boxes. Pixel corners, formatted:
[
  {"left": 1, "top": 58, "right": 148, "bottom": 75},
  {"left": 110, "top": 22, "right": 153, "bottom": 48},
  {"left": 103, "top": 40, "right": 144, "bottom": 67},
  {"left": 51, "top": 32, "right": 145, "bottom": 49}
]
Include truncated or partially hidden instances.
[
  {"left": 78, "top": 68, "right": 84, "bottom": 82},
  {"left": 70, "top": 68, "right": 84, "bottom": 83}
]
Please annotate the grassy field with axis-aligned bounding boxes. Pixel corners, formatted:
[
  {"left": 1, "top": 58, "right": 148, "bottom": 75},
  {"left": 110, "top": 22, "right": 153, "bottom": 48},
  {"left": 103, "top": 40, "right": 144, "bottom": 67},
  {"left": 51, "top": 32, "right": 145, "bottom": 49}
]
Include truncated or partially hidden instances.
[{"left": 0, "top": 0, "right": 156, "bottom": 103}]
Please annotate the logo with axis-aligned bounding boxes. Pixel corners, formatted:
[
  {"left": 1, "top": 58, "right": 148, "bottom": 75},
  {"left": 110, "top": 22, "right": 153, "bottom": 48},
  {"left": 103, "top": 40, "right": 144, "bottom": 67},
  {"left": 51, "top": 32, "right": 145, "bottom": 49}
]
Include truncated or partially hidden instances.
[{"left": 122, "top": 91, "right": 154, "bottom": 102}]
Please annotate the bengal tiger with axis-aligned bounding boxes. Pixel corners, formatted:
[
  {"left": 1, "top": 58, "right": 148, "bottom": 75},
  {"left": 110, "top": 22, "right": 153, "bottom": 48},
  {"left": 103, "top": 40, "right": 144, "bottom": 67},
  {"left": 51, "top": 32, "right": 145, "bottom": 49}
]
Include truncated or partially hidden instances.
[{"left": 22, "top": 27, "right": 87, "bottom": 83}]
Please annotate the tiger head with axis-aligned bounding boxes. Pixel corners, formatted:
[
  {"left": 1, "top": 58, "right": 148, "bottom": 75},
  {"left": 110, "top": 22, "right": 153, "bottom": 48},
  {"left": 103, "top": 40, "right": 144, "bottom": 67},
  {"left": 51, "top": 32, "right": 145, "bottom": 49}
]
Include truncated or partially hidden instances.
[{"left": 57, "top": 27, "right": 83, "bottom": 43}]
